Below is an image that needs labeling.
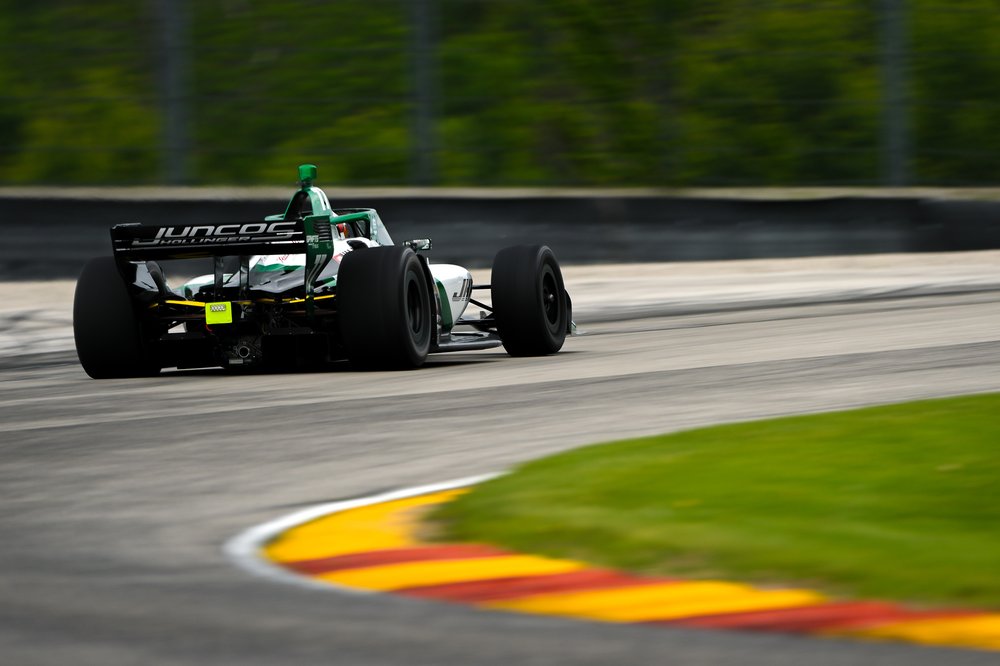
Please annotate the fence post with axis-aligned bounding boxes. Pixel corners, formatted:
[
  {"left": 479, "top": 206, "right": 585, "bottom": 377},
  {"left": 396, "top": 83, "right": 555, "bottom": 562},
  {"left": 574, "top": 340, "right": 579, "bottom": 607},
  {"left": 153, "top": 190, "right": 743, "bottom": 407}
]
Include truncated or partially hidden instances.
[
  {"left": 880, "top": 0, "right": 909, "bottom": 186},
  {"left": 410, "top": 0, "right": 437, "bottom": 185},
  {"left": 151, "top": 0, "right": 191, "bottom": 185}
]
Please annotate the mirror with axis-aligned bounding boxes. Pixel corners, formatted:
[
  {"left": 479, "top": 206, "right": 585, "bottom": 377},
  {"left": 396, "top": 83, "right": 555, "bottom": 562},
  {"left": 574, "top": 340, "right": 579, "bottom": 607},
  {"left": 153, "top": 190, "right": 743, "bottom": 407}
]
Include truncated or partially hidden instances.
[{"left": 403, "top": 238, "right": 433, "bottom": 252}]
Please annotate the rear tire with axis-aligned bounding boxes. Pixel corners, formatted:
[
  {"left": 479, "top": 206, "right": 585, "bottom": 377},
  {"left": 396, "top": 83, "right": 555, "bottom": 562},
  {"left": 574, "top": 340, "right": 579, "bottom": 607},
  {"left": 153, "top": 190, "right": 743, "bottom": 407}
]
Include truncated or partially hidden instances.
[
  {"left": 73, "top": 257, "right": 160, "bottom": 379},
  {"left": 491, "top": 245, "right": 568, "bottom": 356},
  {"left": 338, "top": 246, "right": 432, "bottom": 369}
]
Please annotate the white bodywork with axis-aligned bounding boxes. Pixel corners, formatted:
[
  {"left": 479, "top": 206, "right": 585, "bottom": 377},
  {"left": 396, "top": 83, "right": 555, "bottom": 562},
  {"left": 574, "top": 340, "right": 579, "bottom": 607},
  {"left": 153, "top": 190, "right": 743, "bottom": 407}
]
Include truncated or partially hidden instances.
[
  {"left": 429, "top": 263, "right": 473, "bottom": 330},
  {"left": 180, "top": 240, "right": 474, "bottom": 332}
]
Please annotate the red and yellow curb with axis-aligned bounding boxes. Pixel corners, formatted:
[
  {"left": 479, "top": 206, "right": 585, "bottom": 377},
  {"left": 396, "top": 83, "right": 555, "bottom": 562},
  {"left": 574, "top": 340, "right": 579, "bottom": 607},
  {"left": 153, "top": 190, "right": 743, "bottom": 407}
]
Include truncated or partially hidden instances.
[{"left": 257, "top": 485, "right": 1000, "bottom": 652}]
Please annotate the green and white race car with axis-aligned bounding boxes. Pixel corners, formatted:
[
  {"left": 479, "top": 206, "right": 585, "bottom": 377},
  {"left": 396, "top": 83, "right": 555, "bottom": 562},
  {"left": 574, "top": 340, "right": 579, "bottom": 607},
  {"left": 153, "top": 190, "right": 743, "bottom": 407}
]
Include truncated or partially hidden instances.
[{"left": 73, "top": 165, "right": 572, "bottom": 378}]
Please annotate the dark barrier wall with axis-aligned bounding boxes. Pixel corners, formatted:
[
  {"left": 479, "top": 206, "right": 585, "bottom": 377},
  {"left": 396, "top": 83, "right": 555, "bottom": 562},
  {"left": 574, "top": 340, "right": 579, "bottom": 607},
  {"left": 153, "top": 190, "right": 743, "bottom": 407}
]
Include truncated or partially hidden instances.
[{"left": 1, "top": 194, "right": 999, "bottom": 279}]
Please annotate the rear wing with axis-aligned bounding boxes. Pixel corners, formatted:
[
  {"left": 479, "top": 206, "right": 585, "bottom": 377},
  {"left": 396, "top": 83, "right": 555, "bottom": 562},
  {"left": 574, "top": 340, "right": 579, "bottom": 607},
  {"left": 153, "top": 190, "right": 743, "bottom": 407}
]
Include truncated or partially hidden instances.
[
  {"left": 111, "top": 220, "right": 310, "bottom": 260},
  {"left": 112, "top": 217, "right": 335, "bottom": 307}
]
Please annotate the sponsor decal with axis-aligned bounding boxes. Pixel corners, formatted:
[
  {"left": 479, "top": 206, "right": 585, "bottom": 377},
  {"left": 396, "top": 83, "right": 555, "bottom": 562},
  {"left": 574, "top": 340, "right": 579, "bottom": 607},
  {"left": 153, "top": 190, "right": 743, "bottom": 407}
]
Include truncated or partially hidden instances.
[
  {"left": 452, "top": 278, "right": 472, "bottom": 302},
  {"left": 132, "top": 221, "right": 297, "bottom": 247},
  {"left": 205, "top": 301, "right": 233, "bottom": 325}
]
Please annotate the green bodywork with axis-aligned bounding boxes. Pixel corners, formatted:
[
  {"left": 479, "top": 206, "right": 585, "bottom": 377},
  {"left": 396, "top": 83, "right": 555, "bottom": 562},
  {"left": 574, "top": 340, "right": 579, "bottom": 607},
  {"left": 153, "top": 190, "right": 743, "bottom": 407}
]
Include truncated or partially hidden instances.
[
  {"left": 435, "top": 280, "right": 453, "bottom": 329},
  {"left": 303, "top": 214, "right": 333, "bottom": 316},
  {"left": 180, "top": 165, "right": 394, "bottom": 311},
  {"left": 264, "top": 164, "right": 386, "bottom": 245}
]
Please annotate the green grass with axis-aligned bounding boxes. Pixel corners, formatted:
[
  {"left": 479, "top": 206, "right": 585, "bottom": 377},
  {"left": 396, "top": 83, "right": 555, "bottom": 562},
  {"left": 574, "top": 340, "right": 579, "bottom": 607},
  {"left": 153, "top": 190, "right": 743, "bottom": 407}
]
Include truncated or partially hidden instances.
[{"left": 433, "top": 394, "right": 1000, "bottom": 609}]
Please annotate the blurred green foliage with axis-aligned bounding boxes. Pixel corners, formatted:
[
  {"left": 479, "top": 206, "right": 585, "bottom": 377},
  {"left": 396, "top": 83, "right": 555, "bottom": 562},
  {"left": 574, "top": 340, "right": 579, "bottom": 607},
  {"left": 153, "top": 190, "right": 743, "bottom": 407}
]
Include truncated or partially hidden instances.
[{"left": 0, "top": 0, "right": 998, "bottom": 185}]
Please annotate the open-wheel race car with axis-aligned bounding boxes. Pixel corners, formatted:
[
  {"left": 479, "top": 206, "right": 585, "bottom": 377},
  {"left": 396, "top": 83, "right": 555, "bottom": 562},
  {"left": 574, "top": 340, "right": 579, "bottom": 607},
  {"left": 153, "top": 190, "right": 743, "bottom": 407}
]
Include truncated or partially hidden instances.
[{"left": 73, "top": 165, "right": 572, "bottom": 378}]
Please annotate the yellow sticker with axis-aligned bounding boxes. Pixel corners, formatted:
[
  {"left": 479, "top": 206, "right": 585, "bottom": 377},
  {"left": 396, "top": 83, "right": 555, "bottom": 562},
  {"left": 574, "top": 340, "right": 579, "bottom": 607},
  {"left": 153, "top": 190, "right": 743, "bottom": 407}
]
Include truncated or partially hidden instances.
[{"left": 205, "top": 301, "right": 233, "bottom": 325}]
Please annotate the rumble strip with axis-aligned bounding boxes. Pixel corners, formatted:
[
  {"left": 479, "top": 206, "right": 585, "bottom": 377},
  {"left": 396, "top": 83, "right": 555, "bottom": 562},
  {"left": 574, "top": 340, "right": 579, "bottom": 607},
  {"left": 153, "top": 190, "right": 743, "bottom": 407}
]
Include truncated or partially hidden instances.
[{"left": 226, "top": 478, "right": 1000, "bottom": 652}]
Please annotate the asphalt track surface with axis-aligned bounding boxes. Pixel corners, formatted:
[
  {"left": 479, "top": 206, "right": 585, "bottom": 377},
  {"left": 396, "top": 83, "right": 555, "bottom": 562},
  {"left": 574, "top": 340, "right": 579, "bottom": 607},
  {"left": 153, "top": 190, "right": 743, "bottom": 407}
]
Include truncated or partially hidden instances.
[{"left": 2, "top": 255, "right": 999, "bottom": 665}]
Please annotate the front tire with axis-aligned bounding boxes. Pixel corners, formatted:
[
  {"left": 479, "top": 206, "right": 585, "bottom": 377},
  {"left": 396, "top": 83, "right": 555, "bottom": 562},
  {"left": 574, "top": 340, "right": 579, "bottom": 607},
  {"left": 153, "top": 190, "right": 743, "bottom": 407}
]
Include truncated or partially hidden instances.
[
  {"left": 338, "top": 246, "right": 433, "bottom": 369},
  {"left": 491, "top": 245, "right": 568, "bottom": 356},
  {"left": 73, "top": 257, "right": 160, "bottom": 379}
]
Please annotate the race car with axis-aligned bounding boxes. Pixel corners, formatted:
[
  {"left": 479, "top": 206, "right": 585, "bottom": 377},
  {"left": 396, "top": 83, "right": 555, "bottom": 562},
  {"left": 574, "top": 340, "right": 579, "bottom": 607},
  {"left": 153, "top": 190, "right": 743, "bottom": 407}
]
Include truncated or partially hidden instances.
[{"left": 73, "top": 164, "right": 572, "bottom": 378}]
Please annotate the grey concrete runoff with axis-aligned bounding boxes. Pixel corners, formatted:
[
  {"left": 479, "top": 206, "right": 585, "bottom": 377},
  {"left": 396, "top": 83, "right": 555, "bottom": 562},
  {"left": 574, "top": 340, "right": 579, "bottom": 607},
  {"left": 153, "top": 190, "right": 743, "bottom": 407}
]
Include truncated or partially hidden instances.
[
  {"left": 0, "top": 252, "right": 998, "bottom": 666},
  {"left": 3, "top": 250, "right": 1000, "bottom": 358},
  {"left": 5, "top": 251, "right": 998, "bottom": 381}
]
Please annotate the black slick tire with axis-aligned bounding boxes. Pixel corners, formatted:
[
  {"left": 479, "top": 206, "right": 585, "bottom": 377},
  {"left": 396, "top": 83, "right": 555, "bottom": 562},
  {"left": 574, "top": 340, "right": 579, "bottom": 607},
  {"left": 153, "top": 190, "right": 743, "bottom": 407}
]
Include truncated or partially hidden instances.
[
  {"left": 491, "top": 245, "right": 568, "bottom": 356},
  {"left": 337, "top": 246, "right": 432, "bottom": 369},
  {"left": 73, "top": 257, "right": 160, "bottom": 379}
]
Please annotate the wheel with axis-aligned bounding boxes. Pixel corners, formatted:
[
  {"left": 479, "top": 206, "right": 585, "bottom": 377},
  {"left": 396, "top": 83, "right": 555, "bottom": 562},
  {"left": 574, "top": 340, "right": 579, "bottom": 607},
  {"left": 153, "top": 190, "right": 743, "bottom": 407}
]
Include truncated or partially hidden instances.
[
  {"left": 337, "top": 246, "right": 432, "bottom": 369},
  {"left": 491, "top": 245, "right": 568, "bottom": 356},
  {"left": 73, "top": 257, "right": 161, "bottom": 379}
]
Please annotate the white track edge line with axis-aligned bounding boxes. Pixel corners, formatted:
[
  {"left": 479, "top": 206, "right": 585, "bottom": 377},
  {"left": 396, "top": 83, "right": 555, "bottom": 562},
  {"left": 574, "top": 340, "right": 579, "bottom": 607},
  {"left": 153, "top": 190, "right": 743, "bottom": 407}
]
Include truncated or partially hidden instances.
[{"left": 223, "top": 473, "right": 501, "bottom": 594}]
